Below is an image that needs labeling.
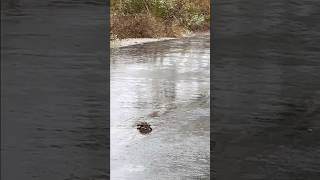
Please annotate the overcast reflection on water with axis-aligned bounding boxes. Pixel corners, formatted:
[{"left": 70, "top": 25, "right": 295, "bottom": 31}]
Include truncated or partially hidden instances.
[{"left": 111, "top": 35, "right": 210, "bottom": 179}]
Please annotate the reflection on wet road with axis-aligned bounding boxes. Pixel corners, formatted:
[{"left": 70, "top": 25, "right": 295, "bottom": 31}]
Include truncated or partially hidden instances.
[
  {"left": 213, "top": 0, "right": 320, "bottom": 179},
  {"left": 111, "top": 35, "right": 210, "bottom": 179},
  {"left": 1, "top": 0, "right": 107, "bottom": 179}
]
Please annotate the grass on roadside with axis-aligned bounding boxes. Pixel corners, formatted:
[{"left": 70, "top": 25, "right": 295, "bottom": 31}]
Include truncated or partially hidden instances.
[{"left": 111, "top": 0, "right": 210, "bottom": 39}]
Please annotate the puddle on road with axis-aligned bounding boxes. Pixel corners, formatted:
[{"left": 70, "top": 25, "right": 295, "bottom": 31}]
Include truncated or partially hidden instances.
[{"left": 111, "top": 35, "right": 210, "bottom": 179}]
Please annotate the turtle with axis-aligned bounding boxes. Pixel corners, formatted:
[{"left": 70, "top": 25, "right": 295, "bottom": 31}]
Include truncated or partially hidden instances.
[{"left": 137, "top": 122, "right": 152, "bottom": 134}]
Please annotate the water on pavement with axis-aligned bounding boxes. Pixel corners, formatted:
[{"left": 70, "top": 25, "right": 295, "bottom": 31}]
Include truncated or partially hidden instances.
[{"left": 111, "top": 35, "right": 210, "bottom": 179}]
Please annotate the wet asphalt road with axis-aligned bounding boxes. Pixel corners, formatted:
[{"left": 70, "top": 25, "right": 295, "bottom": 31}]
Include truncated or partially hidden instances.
[
  {"left": 111, "top": 35, "right": 210, "bottom": 179},
  {"left": 212, "top": 0, "right": 320, "bottom": 179},
  {"left": 1, "top": 0, "right": 108, "bottom": 179},
  {"left": 2, "top": 0, "right": 320, "bottom": 179}
]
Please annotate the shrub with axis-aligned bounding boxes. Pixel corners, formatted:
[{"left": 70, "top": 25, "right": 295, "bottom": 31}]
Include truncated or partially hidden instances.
[{"left": 111, "top": 0, "right": 210, "bottom": 39}]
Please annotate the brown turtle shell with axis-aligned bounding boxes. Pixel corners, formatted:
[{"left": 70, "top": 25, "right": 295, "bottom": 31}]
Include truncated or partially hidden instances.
[{"left": 137, "top": 122, "right": 152, "bottom": 134}]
